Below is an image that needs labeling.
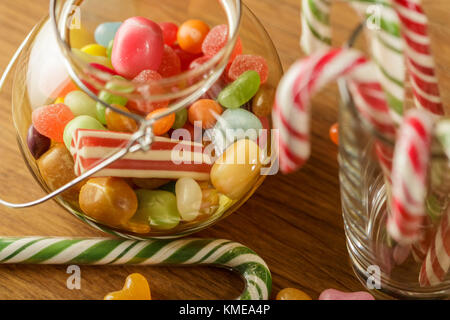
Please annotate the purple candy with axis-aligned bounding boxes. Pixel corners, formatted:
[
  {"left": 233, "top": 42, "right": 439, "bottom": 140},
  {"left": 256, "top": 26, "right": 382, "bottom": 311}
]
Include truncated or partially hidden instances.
[
  {"left": 319, "top": 289, "right": 375, "bottom": 300},
  {"left": 27, "top": 125, "right": 51, "bottom": 159}
]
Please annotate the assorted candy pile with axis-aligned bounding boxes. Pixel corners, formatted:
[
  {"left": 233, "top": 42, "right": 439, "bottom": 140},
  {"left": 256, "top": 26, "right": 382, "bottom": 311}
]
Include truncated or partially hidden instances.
[
  {"left": 274, "top": 0, "right": 449, "bottom": 288},
  {"left": 27, "top": 16, "right": 272, "bottom": 234}
]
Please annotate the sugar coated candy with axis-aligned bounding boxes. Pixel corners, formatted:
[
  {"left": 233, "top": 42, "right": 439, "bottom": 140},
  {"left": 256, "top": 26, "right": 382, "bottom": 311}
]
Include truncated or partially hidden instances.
[
  {"left": 112, "top": 17, "right": 164, "bottom": 79},
  {"left": 202, "top": 24, "right": 242, "bottom": 62},
  {"left": 129, "top": 70, "right": 168, "bottom": 113},
  {"left": 95, "top": 22, "right": 122, "bottom": 47},
  {"left": 32, "top": 104, "right": 74, "bottom": 142},
  {"left": 228, "top": 55, "right": 269, "bottom": 84},
  {"left": 157, "top": 45, "right": 181, "bottom": 78},
  {"left": 218, "top": 70, "right": 261, "bottom": 109}
]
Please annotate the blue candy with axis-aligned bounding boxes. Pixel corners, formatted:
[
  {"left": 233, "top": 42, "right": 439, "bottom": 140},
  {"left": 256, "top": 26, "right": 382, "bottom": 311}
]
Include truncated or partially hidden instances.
[{"left": 95, "top": 22, "right": 122, "bottom": 47}]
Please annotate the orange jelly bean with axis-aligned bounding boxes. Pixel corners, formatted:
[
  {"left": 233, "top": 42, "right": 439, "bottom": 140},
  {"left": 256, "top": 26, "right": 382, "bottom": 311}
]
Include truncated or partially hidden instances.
[
  {"left": 79, "top": 177, "right": 138, "bottom": 227},
  {"left": 105, "top": 104, "right": 138, "bottom": 133},
  {"left": 104, "top": 273, "right": 151, "bottom": 300},
  {"left": 276, "top": 288, "right": 312, "bottom": 300},
  {"left": 177, "top": 20, "right": 210, "bottom": 54},
  {"left": 188, "top": 99, "right": 223, "bottom": 129},
  {"left": 146, "top": 108, "right": 176, "bottom": 136},
  {"left": 329, "top": 123, "right": 339, "bottom": 146}
]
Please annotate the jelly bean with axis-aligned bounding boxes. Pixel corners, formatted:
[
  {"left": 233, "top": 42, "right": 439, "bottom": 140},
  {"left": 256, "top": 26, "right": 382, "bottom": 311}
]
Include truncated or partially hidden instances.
[
  {"left": 175, "top": 178, "right": 202, "bottom": 222},
  {"left": 199, "top": 183, "right": 220, "bottom": 216},
  {"left": 54, "top": 97, "right": 64, "bottom": 104},
  {"left": 329, "top": 123, "right": 339, "bottom": 146},
  {"left": 79, "top": 177, "right": 138, "bottom": 227},
  {"left": 70, "top": 26, "right": 95, "bottom": 49},
  {"left": 157, "top": 45, "right": 181, "bottom": 78},
  {"left": 177, "top": 20, "right": 210, "bottom": 54},
  {"left": 96, "top": 76, "right": 131, "bottom": 124},
  {"left": 63, "top": 115, "right": 106, "bottom": 149},
  {"left": 133, "top": 190, "right": 180, "bottom": 230},
  {"left": 128, "top": 70, "right": 168, "bottom": 113},
  {"left": 319, "top": 289, "right": 375, "bottom": 300},
  {"left": 276, "top": 288, "right": 312, "bottom": 300},
  {"left": 252, "top": 86, "right": 275, "bottom": 117},
  {"left": 202, "top": 24, "right": 243, "bottom": 62},
  {"left": 81, "top": 44, "right": 107, "bottom": 57},
  {"left": 212, "top": 108, "right": 263, "bottom": 152},
  {"left": 38, "top": 143, "right": 85, "bottom": 202},
  {"left": 172, "top": 108, "right": 188, "bottom": 130},
  {"left": 228, "top": 55, "right": 269, "bottom": 84},
  {"left": 27, "top": 125, "right": 51, "bottom": 160},
  {"left": 64, "top": 90, "right": 98, "bottom": 119},
  {"left": 106, "top": 40, "right": 114, "bottom": 59},
  {"left": 50, "top": 80, "right": 78, "bottom": 100},
  {"left": 121, "top": 220, "right": 151, "bottom": 234},
  {"left": 218, "top": 71, "right": 261, "bottom": 109},
  {"left": 106, "top": 104, "right": 138, "bottom": 133},
  {"left": 104, "top": 273, "right": 151, "bottom": 300},
  {"left": 32, "top": 104, "right": 74, "bottom": 142},
  {"left": 146, "top": 108, "right": 176, "bottom": 136},
  {"left": 95, "top": 22, "right": 122, "bottom": 47},
  {"left": 112, "top": 17, "right": 164, "bottom": 79},
  {"left": 159, "top": 22, "right": 178, "bottom": 46},
  {"left": 189, "top": 99, "right": 223, "bottom": 129},
  {"left": 72, "top": 48, "right": 113, "bottom": 69},
  {"left": 211, "top": 139, "right": 262, "bottom": 200},
  {"left": 132, "top": 178, "right": 171, "bottom": 190}
]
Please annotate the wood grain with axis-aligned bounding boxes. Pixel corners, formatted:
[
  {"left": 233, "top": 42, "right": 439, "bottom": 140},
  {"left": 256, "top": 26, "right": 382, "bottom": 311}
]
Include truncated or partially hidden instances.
[{"left": 0, "top": 0, "right": 448, "bottom": 300}]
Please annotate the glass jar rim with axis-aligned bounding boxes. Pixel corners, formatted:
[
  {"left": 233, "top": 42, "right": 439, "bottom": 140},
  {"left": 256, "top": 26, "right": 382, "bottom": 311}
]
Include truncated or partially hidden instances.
[{"left": 49, "top": 0, "right": 242, "bottom": 122}]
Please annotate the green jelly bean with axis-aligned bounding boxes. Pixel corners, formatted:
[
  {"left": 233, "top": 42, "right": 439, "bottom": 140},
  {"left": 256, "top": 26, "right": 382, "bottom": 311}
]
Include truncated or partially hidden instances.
[
  {"left": 96, "top": 76, "right": 132, "bottom": 124},
  {"left": 133, "top": 190, "right": 180, "bottom": 230},
  {"left": 106, "top": 40, "right": 114, "bottom": 59},
  {"left": 63, "top": 115, "right": 106, "bottom": 149},
  {"left": 172, "top": 108, "right": 188, "bottom": 129},
  {"left": 64, "top": 90, "right": 98, "bottom": 119},
  {"left": 218, "top": 70, "right": 261, "bottom": 109}
]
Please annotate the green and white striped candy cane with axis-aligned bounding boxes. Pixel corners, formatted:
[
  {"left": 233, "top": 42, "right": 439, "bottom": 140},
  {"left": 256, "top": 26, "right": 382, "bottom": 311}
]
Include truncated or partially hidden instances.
[
  {"left": 301, "top": 0, "right": 405, "bottom": 120},
  {"left": 0, "top": 237, "right": 271, "bottom": 300}
]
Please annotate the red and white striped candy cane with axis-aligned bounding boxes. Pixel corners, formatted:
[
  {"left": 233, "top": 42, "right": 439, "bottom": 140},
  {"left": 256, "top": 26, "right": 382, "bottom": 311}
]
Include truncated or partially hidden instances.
[
  {"left": 392, "top": 0, "right": 444, "bottom": 116},
  {"left": 273, "top": 48, "right": 396, "bottom": 173},
  {"left": 387, "top": 109, "right": 434, "bottom": 244},
  {"left": 419, "top": 208, "right": 450, "bottom": 286}
]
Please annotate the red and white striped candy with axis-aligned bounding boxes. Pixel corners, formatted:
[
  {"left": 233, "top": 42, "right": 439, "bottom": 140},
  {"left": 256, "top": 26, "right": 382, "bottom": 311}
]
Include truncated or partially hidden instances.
[
  {"left": 70, "top": 129, "right": 212, "bottom": 180},
  {"left": 419, "top": 208, "right": 450, "bottom": 286},
  {"left": 392, "top": 0, "right": 444, "bottom": 116},
  {"left": 387, "top": 109, "right": 434, "bottom": 244},
  {"left": 273, "top": 48, "right": 396, "bottom": 173}
]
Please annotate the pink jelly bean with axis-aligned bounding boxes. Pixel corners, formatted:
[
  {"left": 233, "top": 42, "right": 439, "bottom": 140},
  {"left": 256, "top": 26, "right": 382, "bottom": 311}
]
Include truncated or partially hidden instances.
[
  {"left": 160, "top": 22, "right": 178, "bottom": 46},
  {"left": 319, "top": 289, "right": 375, "bottom": 300},
  {"left": 112, "top": 17, "right": 164, "bottom": 79},
  {"left": 228, "top": 54, "right": 269, "bottom": 84}
]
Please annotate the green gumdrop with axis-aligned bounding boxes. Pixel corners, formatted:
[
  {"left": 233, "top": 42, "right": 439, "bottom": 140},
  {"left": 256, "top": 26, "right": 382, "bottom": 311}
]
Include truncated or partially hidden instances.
[
  {"left": 218, "top": 70, "right": 261, "bottom": 109},
  {"left": 172, "top": 108, "right": 188, "bottom": 129},
  {"left": 96, "top": 76, "right": 131, "bottom": 124},
  {"left": 134, "top": 190, "right": 180, "bottom": 230},
  {"left": 106, "top": 40, "right": 114, "bottom": 59},
  {"left": 64, "top": 90, "right": 98, "bottom": 119},
  {"left": 63, "top": 115, "right": 106, "bottom": 149}
]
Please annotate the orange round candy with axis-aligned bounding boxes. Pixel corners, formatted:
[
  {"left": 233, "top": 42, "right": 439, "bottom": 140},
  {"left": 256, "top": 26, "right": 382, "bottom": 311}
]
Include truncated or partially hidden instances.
[
  {"left": 105, "top": 104, "right": 138, "bottom": 133},
  {"left": 329, "top": 123, "right": 339, "bottom": 146},
  {"left": 146, "top": 108, "right": 176, "bottom": 136},
  {"left": 32, "top": 104, "right": 74, "bottom": 142},
  {"left": 188, "top": 99, "right": 223, "bottom": 129},
  {"left": 276, "top": 288, "right": 312, "bottom": 300},
  {"left": 177, "top": 20, "right": 210, "bottom": 54},
  {"left": 104, "top": 273, "right": 151, "bottom": 300}
]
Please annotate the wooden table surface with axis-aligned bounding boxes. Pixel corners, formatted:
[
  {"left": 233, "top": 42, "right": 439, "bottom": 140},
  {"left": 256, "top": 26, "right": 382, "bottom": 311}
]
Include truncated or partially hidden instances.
[{"left": 0, "top": 0, "right": 447, "bottom": 300}]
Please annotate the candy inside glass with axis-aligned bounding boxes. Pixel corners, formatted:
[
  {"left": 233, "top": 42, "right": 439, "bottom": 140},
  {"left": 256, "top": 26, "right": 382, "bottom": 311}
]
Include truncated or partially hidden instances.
[{"left": 8, "top": 0, "right": 282, "bottom": 239}]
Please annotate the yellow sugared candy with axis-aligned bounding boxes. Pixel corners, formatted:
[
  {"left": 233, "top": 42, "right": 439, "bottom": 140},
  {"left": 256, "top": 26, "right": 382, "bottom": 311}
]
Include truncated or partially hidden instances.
[
  {"left": 81, "top": 44, "right": 107, "bottom": 57},
  {"left": 104, "top": 273, "right": 151, "bottom": 300},
  {"left": 276, "top": 288, "right": 312, "bottom": 300},
  {"left": 211, "top": 139, "right": 262, "bottom": 200},
  {"left": 70, "top": 27, "right": 95, "bottom": 49}
]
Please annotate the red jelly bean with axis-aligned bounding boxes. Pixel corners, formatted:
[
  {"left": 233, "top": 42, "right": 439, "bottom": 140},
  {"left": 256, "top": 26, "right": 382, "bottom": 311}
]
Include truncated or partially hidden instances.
[
  {"left": 202, "top": 25, "right": 242, "bottom": 62},
  {"left": 172, "top": 44, "right": 203, "bottom": 71},
  {"left": 329, "top": 123, "right": 339, "bottom": 146},
  {"left": 228, "top": 55, "right": 269, "bottom": 84},
  {"left": 32, "top": 104, "right": 75, "bottom": 142},
  {"left": 128, "top": 70, "right": 169, "bottom": 113},
  {"left": 158, "top": 45, "right": 181, "bottom": 78},
  {"left": 112, "top": 17, "right": 164, "bottom": 79},
  {"left": 160, "top": 22, "right": 178, "bottom": 46}
]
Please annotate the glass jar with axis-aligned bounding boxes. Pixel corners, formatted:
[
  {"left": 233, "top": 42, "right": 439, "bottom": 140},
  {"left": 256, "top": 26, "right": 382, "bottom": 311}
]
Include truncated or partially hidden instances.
[
  {"left": 1, "top": 0, "right": 282, "bottom": 239},
  {"left": 339, "top": 28, "right": 450, "bottom": 299}
]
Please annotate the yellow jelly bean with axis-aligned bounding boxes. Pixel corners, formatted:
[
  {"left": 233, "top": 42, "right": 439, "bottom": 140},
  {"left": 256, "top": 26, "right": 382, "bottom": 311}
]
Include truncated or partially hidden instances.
[
  {"left": 70, "top": 27, "right": 95, "bottom": 49},
  {"left": 72, "top": 48, "right": 113, "bottom": 69},
  {"left": 54, "top": 97, "right": 65, "bottom": 104},
  {"left": 211, "top": 139, "right": 262, "bottom": 200},
  {"left": 276, "top": 288, "right": 312, "bottom": 300},
  {"left": 81, "top": 44, "right": 107, "bottom": 57}
]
